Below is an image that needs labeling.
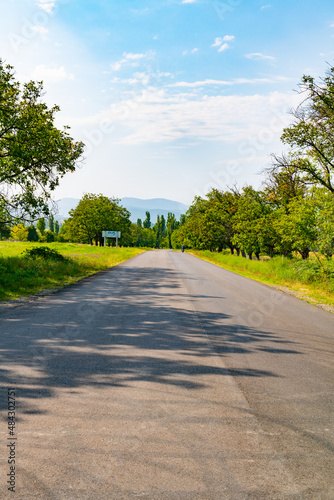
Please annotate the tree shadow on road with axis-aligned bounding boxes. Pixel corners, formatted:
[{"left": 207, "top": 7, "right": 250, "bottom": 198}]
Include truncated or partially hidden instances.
[{"left": 0, "top": 264, "right": 302, "bottom": 415}]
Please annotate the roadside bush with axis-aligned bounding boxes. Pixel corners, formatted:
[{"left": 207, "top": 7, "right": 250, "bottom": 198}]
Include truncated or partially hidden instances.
[{"left": 22, "top": 246, "right": 68, "bottom": 262}]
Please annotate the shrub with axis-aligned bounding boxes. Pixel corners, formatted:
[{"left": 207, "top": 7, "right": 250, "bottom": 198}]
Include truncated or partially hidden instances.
[{"left": 22, "top": 246, "right": 68, "bottom": 262}]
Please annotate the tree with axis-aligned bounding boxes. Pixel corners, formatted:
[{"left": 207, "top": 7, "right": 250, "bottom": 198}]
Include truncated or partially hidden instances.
[
  {"left": 311, "top": 188, "right": 334, "bottom": 258},
  {"left": 137, "top": 218, "right": 142, "bottom": 227},
  {"left": 37, "top": 218, "right": 45, "bottom": 236},
  {"left": 143, "top": 211, "right": 151, "bottom": 229},
  {"left": 10, "top": 224, "right": 28, "bottom": 241},
  {"left": 54, "top": 220, "right": 60, "bottom": 236},
  {"left": 27, "top": 225, "right": 39, "bottom": 242},
  {"left": 154, "top": 215, "right": 162, "bottom": 248},
  {"left": 274, "top": 195, "right": 318, "bottom": 259},
  {"left": 166, "top": 212, "right": 179, "bottom": 249},
  {"left": 273, "top": 66, "right": 334, "bottom": 193},
  {"left": 67, "top": 193, "right": 131, "bottom": 245},
  {"left": 48, "top": 213, "right": 55, "bottom": 233},
  {"left": 263, "top": 164, "right": 307, "bottom": 211},
  {"left": 0, "top": 60, "right": 84, "bottom": 224},
  {"left": 44, "top": 229, "right": 55, "bottom": 242}
]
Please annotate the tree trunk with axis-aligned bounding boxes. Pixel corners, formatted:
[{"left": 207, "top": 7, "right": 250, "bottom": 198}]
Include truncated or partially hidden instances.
[{"left": 300, "top": 248, "right": 310, "bottom": 259}]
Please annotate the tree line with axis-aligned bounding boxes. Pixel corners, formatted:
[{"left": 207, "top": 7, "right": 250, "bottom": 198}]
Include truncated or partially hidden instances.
[
  {"left": 1, "top": 59, "right": 334, "bottom": 259},
  {"left": 172, "top": 66, "right": 334, "bottom": 259}
]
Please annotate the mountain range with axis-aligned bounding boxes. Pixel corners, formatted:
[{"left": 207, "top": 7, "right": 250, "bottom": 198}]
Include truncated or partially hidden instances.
[{"left": 54, "top": 197, "right": 189, "bottom": 224}]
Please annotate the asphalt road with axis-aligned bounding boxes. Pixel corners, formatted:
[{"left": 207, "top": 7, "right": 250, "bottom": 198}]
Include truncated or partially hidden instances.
[{"left": 0, "top": 249, "right": 333, "bottom": 499}]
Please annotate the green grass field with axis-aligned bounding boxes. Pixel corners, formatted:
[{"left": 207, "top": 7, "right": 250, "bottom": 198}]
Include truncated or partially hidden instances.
[
  {"left": 190, "top": 250, "right": 334, "bottom": 309},
  {"left": 0, "top": 242, "right": 145, "bottom": 301}
]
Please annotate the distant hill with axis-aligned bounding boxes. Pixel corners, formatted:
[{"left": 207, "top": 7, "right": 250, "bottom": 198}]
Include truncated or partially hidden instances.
[
  {"left": 121, "top": 198, "right": 188, "bottom": 224},
  {"left": 54, "top": 197, "right": 188, "bottom": 224}
]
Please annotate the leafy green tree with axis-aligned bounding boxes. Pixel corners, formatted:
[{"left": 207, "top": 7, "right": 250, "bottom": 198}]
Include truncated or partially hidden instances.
[
  {"left": 154, "top": 215, "right": 163, "bottom": 248},
  {"left": 273, "top": 66, "right": 334, "bottom": 193},
  {"left": 143, "top": 211, "right": 151, "bottom": 229},
  {"left": 177, "top": 196, "right": 211, "bottom": 250},
  {"left": 231, "top": 187, "right": 281, "bottom": 259},
  {"left": 37, "top": 218, "right": 45, "bottom": 236},
  {"left": 44, "top": 229, "right": 55, "bottom": 242},
  {"left": 68, "top": 193, "right": 131, "bottom": 245},
  {"left": 311, "top": 188, "right": 334, "bottom": 258},
  {"left": 0, "top": 60, "right": 84, "bottom": 224},
  {"left": 137, "top": 218, "right": 142, "bottom": 227},
  {"left": 0, "top": 223, "right": 10, "bottom": 240},
  {"left": 27, "top": 225, "right": 39, "bottom": 242},
  {"left": 232, "top": 187, "right": 263, "bottom": 259},
  {"left": 57, "top": 219, "right": 72, "bottom": 242},
  {"left": 10, "top": 224, "right": 28, "bottom": 241},
  {"left": 274, "top": 195, "right": 318, "bottom": 259},
  {"left": 54, "top": 220, "right": 60, "bottom": 236},
  {"left": 48, "top": 213, "right": 55, "bottom": 233},
  {"left": 140, "top": 228, "right": 156, "bottom": 247},
  {"left": 264, "top": 164, "right": 307, "bottom": 211},
  {"left": 166, "top": 212, "right": 179, "bottom": 249}
]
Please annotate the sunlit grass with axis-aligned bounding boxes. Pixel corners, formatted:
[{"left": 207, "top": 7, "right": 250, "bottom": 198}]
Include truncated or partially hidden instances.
[{"left": 0, "top": 242, "right": 145, "bottom": 301}]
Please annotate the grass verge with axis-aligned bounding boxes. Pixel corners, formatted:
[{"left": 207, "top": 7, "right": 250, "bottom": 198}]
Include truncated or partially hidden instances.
[
  {"left": 0, "top": 242, "right": 145, "bottom": 301},
  {"left": 189, "top": 249, "right": 334, "bottom": 311}
]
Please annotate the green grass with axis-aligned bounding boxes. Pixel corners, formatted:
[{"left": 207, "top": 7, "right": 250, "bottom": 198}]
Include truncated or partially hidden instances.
[
  {"left": 189, "top": 249, "right": 334, "bottom": 309},
  {"left": 0, "top": 242, "right": 145, "bottom": 301}
]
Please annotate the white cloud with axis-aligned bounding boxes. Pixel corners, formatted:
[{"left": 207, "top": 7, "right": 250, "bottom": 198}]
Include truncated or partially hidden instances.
[
  {"left": 80, "top": 87, "right": 299, "bottom": 147},
  {"left": 110, "top": 51, "right": 153, "bottom": 72},
  {"left": 183, "top": 48, "right": 198, "bottom": 55},
  {"left": 245, "top": 53, "right": 275, "bottom": 61},
  {"left": 36, "top": 0, "right": 56, "bottom": 14},
  {"left": 211, "top": 36, "right": 234, "bottom": 52},
  {"left": 167, "top": 77, "right": 288, "bottom": 88},
  {"left": 182, "top": 0, "right": 197, "bottom": 3},
  {"left": 223, "top": 35, "right": 235, "bottom": 42},
  {"left": 212, "top": 37, "right": 223, "bottom": 48},
  {"left": 31, "top": 65, "right": 74, "bottom": 83},
  {"left": 218, "top": 43, "right": 229, "bottom": 53},
  {"left": 261, "top": 4, "right": 271, "bottom": 9}
]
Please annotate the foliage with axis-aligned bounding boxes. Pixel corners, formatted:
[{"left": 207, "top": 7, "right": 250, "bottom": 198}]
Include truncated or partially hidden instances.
[
  {"left": 274, "top": 195, "right": 318, "bottom": 259},
  {"left": 272, "top": 66, "right": 334, "bottom": 193},
  {"left": 143, "top": 211, "right": 151, "bottom": 229},
  {"left": 37, "top": 218, "right": 45, "bottom": 235},
  {"left": 66, "top": 193, "right": 131, "bottom": 245},
  {"left": 179, "top": 182, "right": 334, "bottom": 261},
  {"left": 0, "top": 60, "right": 84, "bottom": 224},
  {"left": 10, "top": 223, "right": 28, "bottom": 241},
  {"left": 22, "top": 245, "right": 67, "bottom": 261},
  {"left": 44, "top": 229, "right": 56, "bottom": 243},
  {"left": 48, "top": 213, "right": 55, "bottom": 233},
  {"left": 27, "top": 225, "right": 39, "bottom": 242}
]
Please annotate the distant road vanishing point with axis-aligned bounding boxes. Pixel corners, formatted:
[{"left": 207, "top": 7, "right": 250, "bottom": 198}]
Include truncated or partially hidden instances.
[{"left": 0, "top": 250, "right": 333, "bottom": 499}]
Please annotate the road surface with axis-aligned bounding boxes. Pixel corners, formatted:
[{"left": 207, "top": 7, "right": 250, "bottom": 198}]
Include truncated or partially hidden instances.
[{"left": 0, "top": 249, "right": 333, "bottom": 499}]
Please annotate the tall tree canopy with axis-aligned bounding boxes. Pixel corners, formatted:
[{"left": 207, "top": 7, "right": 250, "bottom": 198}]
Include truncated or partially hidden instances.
[
  {"left": 67, "top": 193, "right": 131, "bottom": 245},
  {"left": 0, "top": 60, "right": 84, "bottom": 223},
  {"left": 272, "top": 65, "right": 334, "bottom": 193}
]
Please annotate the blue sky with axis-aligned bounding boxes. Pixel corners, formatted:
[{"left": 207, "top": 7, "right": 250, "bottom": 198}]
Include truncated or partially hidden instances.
[{"left": 1, "top": 0, "right": 334, "bottom": 204}]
